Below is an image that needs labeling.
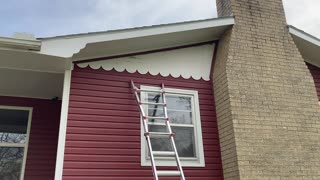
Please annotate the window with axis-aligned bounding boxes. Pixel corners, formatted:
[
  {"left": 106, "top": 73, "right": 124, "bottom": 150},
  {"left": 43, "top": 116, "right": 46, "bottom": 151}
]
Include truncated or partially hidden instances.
[
  {"left": 140, "top": 86, "right": 205, "bottom": 167},
  {"left": 0, "top": 106, "right": 32, "bottom": 180}
]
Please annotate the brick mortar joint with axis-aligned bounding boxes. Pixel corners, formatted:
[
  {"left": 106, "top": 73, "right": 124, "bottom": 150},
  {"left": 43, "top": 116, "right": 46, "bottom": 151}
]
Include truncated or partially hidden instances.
[{"left": 213, "top": 27, "right": 242, "bottom": 179}]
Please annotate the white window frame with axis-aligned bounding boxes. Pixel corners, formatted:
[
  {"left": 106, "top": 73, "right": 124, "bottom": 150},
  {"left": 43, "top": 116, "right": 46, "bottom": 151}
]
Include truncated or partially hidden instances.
[
  {"left": 140, "top": 86, "right": 205, "bottom": 167},
  {"left": 0, "top": 105, "right": 33, "bottom": 180}
]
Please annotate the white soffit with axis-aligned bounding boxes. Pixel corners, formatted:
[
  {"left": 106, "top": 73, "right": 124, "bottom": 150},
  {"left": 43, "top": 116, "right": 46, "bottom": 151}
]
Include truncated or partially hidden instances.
[
  {"left": 0, "top": 68, "right": 64, "bottom": 99},
  {"left": 77, "top": 44, "right": 215, "bottom": 81},
  {"left": 39, "top": 17, "right": 234, "bottom": 59},
  {"left": 289, "top": 26, "right": 320, "bottom": 67},
  {"left": 0, "top": 49, "right": 70, "bottom": 73}
]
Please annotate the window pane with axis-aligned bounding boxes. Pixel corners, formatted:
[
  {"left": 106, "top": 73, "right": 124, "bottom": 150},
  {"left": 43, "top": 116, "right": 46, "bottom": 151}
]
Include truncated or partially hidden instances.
[
  {"left": 148, "top": 125, "right": 196, "bottom": 158},
  {"left": 172, "top": 127, "right": 195, "bottom": 157},
  {"left": 148, "top": 125, "right": 172, "bottom": 151},
  {"left": 147, "top": 108, "right": 164, "bottom": 123},
  {"left": 146, "top": 94, "right": 192, "bottom": 111},
  {"left": 0, "top": 109, "right": 29, "bottom": 144},
  {"left": 0, "top": 147, "right": 24, "bottom": 180},
  {"left": 167, "top": 96, "right": 191, "bottom": 111},
  {"left": 168, "top": 111, "right": 192, "bottom": 124},
  {"left": 0, "top": 134, "right": 27, "bottom": 144},
  {"left": 147, "top": 94, "right": 163, "bottom": 109},
  {"left": 147, "top": 109, "right": 192, "bottom": 125}
]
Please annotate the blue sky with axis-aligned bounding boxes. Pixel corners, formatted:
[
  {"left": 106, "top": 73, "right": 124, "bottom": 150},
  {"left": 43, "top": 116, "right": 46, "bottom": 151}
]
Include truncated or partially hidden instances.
[{"left": 1, "top": 0, "right": 319, "bottom": 38}]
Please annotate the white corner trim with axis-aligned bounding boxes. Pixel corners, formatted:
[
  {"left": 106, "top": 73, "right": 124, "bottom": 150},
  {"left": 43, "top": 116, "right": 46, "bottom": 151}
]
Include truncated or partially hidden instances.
[
  {"left": 289, "top": 26, "right": 320, "bottom": 47},
  {"left": 0, "top": 36, "right": 41, "bottom": 51},
  {"left": 54, "top": 70, "right": 72, "bottom": 180},
  {"left": 77, "top": 44, "right": 215, "bottom": 81}
]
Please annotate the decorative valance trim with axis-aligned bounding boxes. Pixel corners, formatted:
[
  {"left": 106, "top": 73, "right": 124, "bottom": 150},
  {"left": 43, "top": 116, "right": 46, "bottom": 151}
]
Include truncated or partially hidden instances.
[{"left": 76, "top": 44, "right": 215, "bottom": 81}]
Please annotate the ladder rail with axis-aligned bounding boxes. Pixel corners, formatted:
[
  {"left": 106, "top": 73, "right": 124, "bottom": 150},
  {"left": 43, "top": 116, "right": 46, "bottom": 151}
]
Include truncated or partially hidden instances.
[
  {"left": 146, "top": 135, "right": 158, "bottom": 180},
  {"left": 132, "top": 81, "right": 158, "bottom": 180},
  {"left": 131, "top": 80, "right": 186, "bottom": 180},
  {"left": 162, "top": 83, "right": 186, "bottom": 180}
]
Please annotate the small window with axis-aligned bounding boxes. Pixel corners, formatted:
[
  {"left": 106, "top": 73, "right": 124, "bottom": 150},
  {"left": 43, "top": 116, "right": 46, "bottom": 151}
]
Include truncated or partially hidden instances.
[
  {"left": 0, "top": 106, "right": 32, "bottom": 180},
  {"left": 140, "top": 86, "right": 205, "bottom": 167}
]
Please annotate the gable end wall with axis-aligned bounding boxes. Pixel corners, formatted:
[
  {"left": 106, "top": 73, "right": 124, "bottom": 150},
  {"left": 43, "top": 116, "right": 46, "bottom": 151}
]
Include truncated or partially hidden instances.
[{"left": 62, "top": 66, "right": 224, "bottom": 180}]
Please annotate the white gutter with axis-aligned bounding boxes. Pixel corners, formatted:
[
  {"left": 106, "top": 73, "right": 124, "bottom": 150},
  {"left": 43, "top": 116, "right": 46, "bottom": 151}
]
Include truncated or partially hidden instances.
[{"left": 0, "top": 36, "right": 41, "bottom": 51}]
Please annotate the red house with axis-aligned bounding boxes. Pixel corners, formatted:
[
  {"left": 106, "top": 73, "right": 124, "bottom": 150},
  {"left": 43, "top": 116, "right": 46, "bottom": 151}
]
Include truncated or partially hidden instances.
[{"left": 1, "top": 0, "right": 320, "bottom": 179}]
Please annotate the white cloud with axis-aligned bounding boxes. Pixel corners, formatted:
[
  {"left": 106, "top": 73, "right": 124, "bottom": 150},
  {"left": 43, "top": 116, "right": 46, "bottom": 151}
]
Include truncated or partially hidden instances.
[
  {"left": 76, "top": 0, "right": 216, "bottom": 33},
  {"left": 0, "top": 0, "right": 318, "bottom": 39},
  {"left": 283, "top": 0, "right": 320, "bottom": 38},
  {"left": 79, "top": 0, "right": 319, "bottom": 38}
]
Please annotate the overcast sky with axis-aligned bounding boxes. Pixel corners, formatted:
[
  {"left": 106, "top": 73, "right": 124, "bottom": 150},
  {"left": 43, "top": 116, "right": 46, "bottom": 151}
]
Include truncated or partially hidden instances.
[{"left": 0, "top": 0, "right": 319, "bottom": 39}]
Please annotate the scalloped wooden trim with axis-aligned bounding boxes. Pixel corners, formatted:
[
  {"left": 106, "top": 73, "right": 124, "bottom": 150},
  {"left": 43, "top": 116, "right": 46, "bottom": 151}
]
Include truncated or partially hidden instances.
[{"left": 76, "top": 44, "right": 214, "bottom": 81}]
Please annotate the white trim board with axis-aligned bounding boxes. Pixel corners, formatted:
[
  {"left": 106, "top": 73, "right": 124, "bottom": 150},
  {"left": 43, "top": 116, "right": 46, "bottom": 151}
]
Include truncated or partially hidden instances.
[
  {"left": 0, "top": 105, "right": 33, "bottom": 180},
  {"left": 54, "top": 69, "right": 72, "bottom": 180}
]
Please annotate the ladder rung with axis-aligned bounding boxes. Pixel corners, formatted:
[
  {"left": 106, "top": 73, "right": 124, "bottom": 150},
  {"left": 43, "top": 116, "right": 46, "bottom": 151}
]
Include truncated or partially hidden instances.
[
  {"left": 153, "top": 151, "right": 175, "bottom": 157},
  {"left": 139, "top": 102, "right": 166, "bottom": 106},
  {"left": 134, "top": 88, "right": 165, "bottom": 93},
  {"left": 157, "top": 171, "right": 181, "bottom": 177},
  {"left": 147, "top": 132, "right": 173, "bottom": 138},
  {"left": 144, "top": 116, "right": 168, "bottom": 120}
]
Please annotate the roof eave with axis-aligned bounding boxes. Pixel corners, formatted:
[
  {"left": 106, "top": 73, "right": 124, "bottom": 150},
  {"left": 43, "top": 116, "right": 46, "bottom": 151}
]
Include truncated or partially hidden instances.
[
  {"left": 0, "top": 36, "right": 41, "bottom": 51},
  {"left": 39, "top": 17, "right": 235, "bottom": 40},
  {"left": 289, "top": 26, "right": 320, "bottom": 68},
  {"left": 289, "top": 26, "right": 320, "bottom": 46},
  {"left": 39, "top": 17, "right": 235, "bottom": 59}
]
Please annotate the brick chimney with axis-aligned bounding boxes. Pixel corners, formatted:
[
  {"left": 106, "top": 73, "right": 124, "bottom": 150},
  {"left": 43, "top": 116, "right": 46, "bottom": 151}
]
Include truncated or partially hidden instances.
[{"left": 213, "top": 0, "right": 320, "bottom": 179}]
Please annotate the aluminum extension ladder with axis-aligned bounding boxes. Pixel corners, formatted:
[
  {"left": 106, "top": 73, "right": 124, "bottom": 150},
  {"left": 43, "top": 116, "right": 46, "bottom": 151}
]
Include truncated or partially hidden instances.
[{"left": 131, "top": 80, "right": 186, "bottom": 180}]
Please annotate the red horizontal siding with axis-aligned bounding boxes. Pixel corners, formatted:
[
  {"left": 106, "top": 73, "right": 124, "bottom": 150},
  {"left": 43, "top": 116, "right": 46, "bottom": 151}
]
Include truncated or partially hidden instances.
[
  {"left": 0, "top": 96, "right": 61, "bottom": 180},
  {"left": 63, "top": 66, "right": 223, "bottom": 179},
  {"left": 307, "top": 63, "right": 320, "bottom": 100}
]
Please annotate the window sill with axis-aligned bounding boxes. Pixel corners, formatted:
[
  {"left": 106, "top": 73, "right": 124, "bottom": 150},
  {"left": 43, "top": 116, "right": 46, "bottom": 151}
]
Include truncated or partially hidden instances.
[{"left": 141, "top": 158, "right": 205, "bottom": 167}]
